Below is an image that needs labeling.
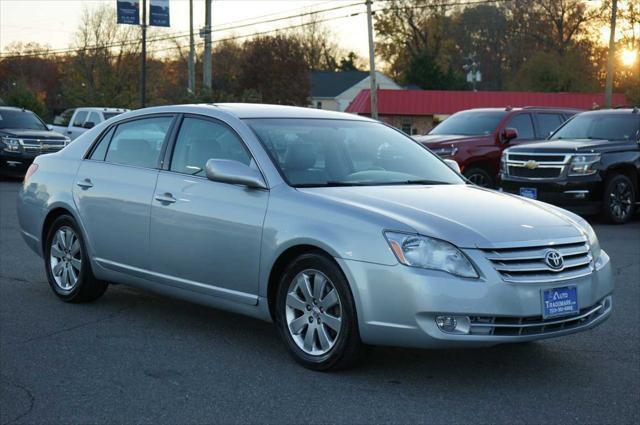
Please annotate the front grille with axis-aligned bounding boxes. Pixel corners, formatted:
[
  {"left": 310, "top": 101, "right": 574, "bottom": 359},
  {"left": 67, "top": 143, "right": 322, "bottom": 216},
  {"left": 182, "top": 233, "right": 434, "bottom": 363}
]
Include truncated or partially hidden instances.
[
  {"left": 21, "top": 139, "right": 65, "bottom": 154},
  {"left": 508, "top": 166, "right": 561, "bottom": 178},
  {"left": 469, "top": 297, "right": 610, "bottom": 336},
  {"left": 483, "top": 239, "right": 593, "bottom": 283},
  {"left": 503, "top": 152, "right": 570, "bottom": 180}
]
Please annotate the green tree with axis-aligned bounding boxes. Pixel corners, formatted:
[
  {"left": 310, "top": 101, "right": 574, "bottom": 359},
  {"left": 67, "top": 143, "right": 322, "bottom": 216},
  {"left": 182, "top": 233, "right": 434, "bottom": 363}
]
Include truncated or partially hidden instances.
[
  {"left": 3, "top": 82, "right": 49, "bottom": 119},
  {"left": 239, "top": 35, "right": 310, "bottom": 105}
]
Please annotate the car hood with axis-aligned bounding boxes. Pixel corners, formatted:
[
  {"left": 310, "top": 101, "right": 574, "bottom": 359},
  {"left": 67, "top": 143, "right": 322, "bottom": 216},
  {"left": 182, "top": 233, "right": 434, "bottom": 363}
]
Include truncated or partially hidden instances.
[
  {"left": 507, "top": 138, "right": 637, "bottom": 154},
  {"left": 299, "top": 184, "right": 584, "bottom": 249},
  {"left": 413, "top": 134, "right": 487, "bottom": 145},
  {"left": 0, "top": 129, "right": 67, "bottom": 140}
]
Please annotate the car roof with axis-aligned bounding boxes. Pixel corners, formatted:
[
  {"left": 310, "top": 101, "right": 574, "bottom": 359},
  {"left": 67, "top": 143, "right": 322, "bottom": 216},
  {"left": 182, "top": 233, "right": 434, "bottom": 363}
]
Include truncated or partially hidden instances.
[
  {"left": 456, "top": 107, "right": 581, "bottom": 113},
  {"left": 77, "top": 107, "right": 129, "bottom": 112},
  {"left": 0, "top": 106, "right": 33, "bottom": 112},
  {"left": 212, "top": 103, "right": 374, "bottom": 120},
  {"left": 576, "top": 108, "right": 639, "bottom": 116}
]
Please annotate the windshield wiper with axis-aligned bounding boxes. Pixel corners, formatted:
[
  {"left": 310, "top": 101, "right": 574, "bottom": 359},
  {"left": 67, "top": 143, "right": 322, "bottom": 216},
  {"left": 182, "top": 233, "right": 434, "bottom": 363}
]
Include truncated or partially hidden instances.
[
  {"left": 293, "top": 181, "right": 372, "bottom": 188},
  {"left": 385, "top": 179, "right": 451, "bottom": 185}
]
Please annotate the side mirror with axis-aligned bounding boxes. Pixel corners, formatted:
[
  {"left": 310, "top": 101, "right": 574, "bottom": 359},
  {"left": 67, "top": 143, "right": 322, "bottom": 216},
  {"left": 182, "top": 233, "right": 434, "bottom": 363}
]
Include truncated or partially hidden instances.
[
  {"left": 46, "top": 124, "right": 53, "bottom": 131},
  {"left": 205, "top": 159, "right": 267, "bottom": 189},
  {"left": 444, "top": 159, "right": 461, "bottom": 174},
  {"left": 501, "top": 127, "right": 518, "bottom": 143},
  {"left": 83, "top": 121, "right": 95, "bottom": 129}
]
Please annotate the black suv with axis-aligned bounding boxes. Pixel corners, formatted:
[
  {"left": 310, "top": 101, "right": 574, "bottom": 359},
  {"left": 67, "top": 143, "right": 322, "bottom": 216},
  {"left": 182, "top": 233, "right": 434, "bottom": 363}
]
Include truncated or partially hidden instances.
[
  {"left": 0, "top": 107, "right": 70, "bottom": 177},
  {"left": 500, "top": 108, "right": 640, "bottom": 223}
]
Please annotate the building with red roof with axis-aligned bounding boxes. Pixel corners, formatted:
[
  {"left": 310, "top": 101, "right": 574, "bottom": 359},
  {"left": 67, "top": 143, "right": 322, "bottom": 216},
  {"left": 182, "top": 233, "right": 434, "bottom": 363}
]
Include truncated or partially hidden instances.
[{"left": 345, "top": 89, "right": 627, "bottom": 135}]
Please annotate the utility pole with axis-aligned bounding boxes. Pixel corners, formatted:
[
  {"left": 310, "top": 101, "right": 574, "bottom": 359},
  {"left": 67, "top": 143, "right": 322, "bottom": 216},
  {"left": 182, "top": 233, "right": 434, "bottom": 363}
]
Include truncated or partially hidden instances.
[
  {"left": 188, "top": 0, "right": 195, "bottom": 95},
  {"left": 605, "top": 0, "right": 618, "bottom": 108},
  {"left": 366, "top": 0, "right": 378, "bottom": 120},
  {"left": 203, "top": 0, "right": 212, "bottom": 90},
  {"left": 140, "top": 0, "right": 147, "bottom": 108}
]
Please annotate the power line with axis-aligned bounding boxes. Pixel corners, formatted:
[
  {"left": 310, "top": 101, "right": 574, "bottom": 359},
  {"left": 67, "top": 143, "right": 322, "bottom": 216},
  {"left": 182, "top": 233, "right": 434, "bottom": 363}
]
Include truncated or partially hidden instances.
[
  {"left": 0, "top": 1, "right": 364, "bottom": 59},
  {"left": 0, "top": 0, "right": 513, "bottom": 60}
]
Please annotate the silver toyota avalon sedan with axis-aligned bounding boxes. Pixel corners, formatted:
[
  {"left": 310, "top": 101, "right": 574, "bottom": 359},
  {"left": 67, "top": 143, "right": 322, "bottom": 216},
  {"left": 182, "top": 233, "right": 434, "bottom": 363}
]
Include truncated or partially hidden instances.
[{"left": 17, "top": 104, "right": 613, "bottom": 370}]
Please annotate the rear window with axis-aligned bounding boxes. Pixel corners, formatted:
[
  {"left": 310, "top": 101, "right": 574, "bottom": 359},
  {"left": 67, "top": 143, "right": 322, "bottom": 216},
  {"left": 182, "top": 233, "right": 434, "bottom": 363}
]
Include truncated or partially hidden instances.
[
  {"left": 103, "top": 112, "right": 123, "bottom": 120},
  {"left": 430, "top": 111, "right": 505, "bottom": 136},
  {"left": 105, "top": 117, "right": 173, "bottom": 168}
]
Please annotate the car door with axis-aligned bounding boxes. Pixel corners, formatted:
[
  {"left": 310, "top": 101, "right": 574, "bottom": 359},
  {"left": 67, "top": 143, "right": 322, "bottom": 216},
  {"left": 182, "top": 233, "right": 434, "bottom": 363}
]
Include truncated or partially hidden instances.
[
  {"left": 148, "top": 115, "right": 269, "bottom": 305},
  {"left": 73, "top": 114, "right": 175, "bottom": 271}
]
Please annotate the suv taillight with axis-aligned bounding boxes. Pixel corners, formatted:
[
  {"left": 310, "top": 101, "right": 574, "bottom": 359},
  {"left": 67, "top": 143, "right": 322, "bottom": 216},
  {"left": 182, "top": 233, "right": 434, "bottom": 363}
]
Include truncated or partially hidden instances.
[{"left": 24, "top": 163, "right": 38, "bottom": 183}]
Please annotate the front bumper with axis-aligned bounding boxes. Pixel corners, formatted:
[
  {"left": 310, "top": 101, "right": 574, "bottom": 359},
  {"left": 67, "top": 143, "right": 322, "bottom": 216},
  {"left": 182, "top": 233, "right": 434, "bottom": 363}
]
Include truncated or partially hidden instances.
[
  {"left": 337, "top": 249, "right": 613, "bottom": 348},
  {"left": 0, "top": 151, "right": 36, "bottom": 176},
  {"left": 500, "top": 175, "right": 603, "bottom": 215}
]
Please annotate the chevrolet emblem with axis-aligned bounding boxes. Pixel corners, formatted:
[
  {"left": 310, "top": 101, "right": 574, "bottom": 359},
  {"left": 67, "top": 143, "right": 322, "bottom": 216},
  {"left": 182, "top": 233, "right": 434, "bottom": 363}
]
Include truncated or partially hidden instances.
[{"left": 525, "top": 160, "right": 539, "bottom": 170}]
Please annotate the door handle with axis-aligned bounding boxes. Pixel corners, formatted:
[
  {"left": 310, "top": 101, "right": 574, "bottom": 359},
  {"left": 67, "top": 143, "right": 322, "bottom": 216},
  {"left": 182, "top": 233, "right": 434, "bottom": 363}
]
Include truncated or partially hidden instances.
[
  {"left": 155, "top": 193, "right": 176, "bottom": 204},
  {"left": 76, "top": 178, "right": 93, "bottom": 189}
]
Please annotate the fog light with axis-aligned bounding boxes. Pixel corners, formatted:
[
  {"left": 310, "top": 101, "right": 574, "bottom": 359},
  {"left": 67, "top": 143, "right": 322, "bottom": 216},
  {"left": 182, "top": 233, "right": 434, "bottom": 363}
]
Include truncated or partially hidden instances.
[
  {"left": 436, "top": 315, "right": 471, "bottom": 334},
  {"left": 436, "top": 316, "right": 457, "bottom": 332}
]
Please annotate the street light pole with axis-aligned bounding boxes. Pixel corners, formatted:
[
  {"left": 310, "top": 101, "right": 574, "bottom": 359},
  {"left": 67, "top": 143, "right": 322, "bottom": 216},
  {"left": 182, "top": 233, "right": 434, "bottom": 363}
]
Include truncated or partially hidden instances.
[
  {"left": 188, "top": 0, "right": 195, "bottom": 95},
  {"left": 140, "top": 0, "right": 147, "bottom": 108},
  {"left": 203, "top": 0, "right": 212, "bottom": 91},
  {"left": 366, "top": 0, "right": 378, "bottom": 120},
  {"left": 605, "top": 0, "right": 618, "bottom": 108}
]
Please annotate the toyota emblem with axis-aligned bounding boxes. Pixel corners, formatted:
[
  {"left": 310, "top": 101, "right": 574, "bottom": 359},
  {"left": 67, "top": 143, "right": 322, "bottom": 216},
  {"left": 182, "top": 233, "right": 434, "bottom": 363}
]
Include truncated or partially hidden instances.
[{"left": 545, "top": 249, "right": 564, "bottom": 270}]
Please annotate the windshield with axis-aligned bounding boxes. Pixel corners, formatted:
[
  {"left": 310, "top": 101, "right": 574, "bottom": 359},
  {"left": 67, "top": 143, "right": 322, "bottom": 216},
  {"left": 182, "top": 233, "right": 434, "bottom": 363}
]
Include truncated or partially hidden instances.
[
  {"left": 551, "top": 113, "right": 640, "bottom": 141},
  {"left": 247, "top": 119, "right": 464, "bottom": 187},
  {"left": 0, "top": 109, "right": 47, "bottom": 130},
  {"left": 430, "top": 110, "right": 505, "bottom": 136},
  {"left": 103, "top": 112, "right": 123, "bottom": 120}
]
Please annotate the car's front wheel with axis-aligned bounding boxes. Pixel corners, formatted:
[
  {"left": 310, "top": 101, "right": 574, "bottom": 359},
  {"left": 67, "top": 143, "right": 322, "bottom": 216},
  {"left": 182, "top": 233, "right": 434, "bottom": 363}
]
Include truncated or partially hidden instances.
[
  {"left": 463, "top": 167, "right": 493, "bottom": 188},
  {"left": 44, "top": 214, "right": 108, "bottom": 302},
  {"left": 602, "top": 173, "right": 637, "bottom": 224},
  {"left": 274, "top": 253, "right": 365, "bottom": 371}
]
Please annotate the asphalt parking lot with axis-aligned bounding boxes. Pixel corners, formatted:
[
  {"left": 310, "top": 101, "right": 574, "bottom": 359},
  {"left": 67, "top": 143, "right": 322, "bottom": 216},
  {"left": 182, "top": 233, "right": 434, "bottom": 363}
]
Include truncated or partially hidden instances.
[{"left": 1, "top": 179, "right": 638, "bottom": 425}]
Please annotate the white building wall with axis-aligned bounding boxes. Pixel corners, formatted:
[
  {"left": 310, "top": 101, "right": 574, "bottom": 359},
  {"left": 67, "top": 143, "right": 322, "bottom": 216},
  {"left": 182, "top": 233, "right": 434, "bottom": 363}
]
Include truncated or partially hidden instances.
[{"left": 336, "top": 72, "right": 402, "bottom": 111}]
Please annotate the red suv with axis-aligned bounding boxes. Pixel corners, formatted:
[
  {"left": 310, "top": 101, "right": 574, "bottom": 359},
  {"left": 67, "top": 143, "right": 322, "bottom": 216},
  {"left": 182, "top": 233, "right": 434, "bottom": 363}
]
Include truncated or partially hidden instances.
[{"left": 414, "top": 107, "right": 580, "bottom": 187}]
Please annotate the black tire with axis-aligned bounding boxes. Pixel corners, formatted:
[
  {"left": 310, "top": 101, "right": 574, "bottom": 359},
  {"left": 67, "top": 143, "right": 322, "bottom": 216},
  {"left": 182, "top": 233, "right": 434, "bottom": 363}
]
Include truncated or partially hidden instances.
[
  {"left": 44, "top": 214, "right": 108, "bottom": 302},
  {"left": 602, "top": 173, "right": 637, "bottom": 224},
  {"left": 274, "top": 252, "right": 366, "bottom": 371},
  {"left": 464, "top": 167, "right": 494, "bottom": 188}
]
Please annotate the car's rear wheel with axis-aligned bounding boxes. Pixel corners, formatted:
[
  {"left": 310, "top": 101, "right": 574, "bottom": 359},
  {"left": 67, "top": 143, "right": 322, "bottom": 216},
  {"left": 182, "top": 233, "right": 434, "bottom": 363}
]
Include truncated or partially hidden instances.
[
  {"left": 602, "top": 174, "right": 636, "bottom": 224},
  {"left": 44, "top": 215, "right": 107, "bottom": 302},
  {"left": 464, "top": 167, "right": 493, "bottom": 188},
  {"left": 274, "top": 253, "right": 365, "bottom": 371}
]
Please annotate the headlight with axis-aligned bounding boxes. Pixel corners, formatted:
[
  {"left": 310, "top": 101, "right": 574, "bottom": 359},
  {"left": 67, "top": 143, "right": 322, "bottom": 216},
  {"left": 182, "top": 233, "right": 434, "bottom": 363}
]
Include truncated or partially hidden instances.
[
  {"left": 384, "top": 232, "right": 479, "bottom": 278},
  {"left": 431, "top": 146, "right": 458, "bottom": 157},
  {"left": 1, "top": 137, "right": 22, "bottom": 152},
  {"left": 583, "top": 223, "right": 601, "bottom": 260},
  {"left": 569, "top": 154, "right": 600, "bottom": 176}
]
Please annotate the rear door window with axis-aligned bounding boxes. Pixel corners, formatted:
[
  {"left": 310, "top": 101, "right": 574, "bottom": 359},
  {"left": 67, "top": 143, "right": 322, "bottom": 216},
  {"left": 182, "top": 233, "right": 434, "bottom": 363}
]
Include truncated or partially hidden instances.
[
  {"left": 537, "top": 113, "right": 565, "bottom": 138},
  {"left": 105, "top": 116, "right": 173, "bottom": 168},
  {"left": 506, "top": 114, "right": 535, "bottom": 140},
  {"left": 86, "top": 112, "right": 100, "bottom": 127}
]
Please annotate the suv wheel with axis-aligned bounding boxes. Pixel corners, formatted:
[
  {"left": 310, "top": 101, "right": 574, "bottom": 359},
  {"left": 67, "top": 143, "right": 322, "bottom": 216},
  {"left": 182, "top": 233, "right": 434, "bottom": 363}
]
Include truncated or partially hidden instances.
[
  {"left": 44, "top": 215, "right": 108, "bottom": 302},
  {"left": 274, "top": 253, "right": 365, "bottom": 371},
  {"left": 464, "top": 167, "right": 493, "bottom": 188},
  {"left": 603, "top": 174, "right": 636, "bottom": 224}
]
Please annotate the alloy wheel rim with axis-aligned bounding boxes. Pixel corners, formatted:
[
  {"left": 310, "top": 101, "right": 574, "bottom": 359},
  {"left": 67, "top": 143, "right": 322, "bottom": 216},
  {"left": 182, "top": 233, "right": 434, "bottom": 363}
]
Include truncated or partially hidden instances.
[
  {"left": 609, "top": 181, "right": 632, "bottom": 220},
  {"left": 49, "top": 226, "right": 82, "bottom": 291},
  {"left": 285, "top": 269, "right": 343, "bottom": 356},
  {"left": 468, "top": 172, "right": 489, "bottom": 187}
]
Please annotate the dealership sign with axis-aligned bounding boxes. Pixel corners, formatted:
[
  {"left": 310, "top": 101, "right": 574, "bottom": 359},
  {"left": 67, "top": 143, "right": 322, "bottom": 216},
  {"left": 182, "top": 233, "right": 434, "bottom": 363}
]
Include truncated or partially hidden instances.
[
  {"left": 116, "top": 0, "right": 140, "bottom": 25},
  {"left": 150, "top": 0, "right": 170, "bottom": 27}
]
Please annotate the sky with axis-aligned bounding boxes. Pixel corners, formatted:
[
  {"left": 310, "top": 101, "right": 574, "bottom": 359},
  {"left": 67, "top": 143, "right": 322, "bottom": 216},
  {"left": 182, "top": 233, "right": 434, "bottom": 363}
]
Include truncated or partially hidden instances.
[{"left": 0, "top": 0, "right": 370, "bottom": 56}]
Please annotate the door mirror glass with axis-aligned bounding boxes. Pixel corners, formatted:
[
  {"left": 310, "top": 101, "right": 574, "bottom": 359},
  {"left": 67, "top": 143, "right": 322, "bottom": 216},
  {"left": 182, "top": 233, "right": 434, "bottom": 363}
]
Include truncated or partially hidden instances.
[
  {"left": 502, "top": 127, "right": 519, "bottom": 142},
  {"left": 443, "top": 159, "right": 461, "bottom": 174},
  {"left": 205, "top": 159, "right": 266, "bottom": 189}
]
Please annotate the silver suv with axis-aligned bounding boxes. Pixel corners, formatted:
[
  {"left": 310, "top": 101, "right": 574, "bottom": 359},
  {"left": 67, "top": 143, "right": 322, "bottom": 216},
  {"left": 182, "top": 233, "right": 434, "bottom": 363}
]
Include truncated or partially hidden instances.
[{"left": 17, "top": 104, "right": 613, "bottom": 370}]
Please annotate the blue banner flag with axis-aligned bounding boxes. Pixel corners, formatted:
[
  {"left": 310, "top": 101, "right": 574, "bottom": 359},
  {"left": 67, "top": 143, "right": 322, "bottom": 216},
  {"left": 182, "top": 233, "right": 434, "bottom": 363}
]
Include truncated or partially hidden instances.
[
  {"left": 150, "top": 0, "right": 170, "bottom": 27},
  {"left": 116, "top": 0, "right": 140, "bottom": 25}
]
